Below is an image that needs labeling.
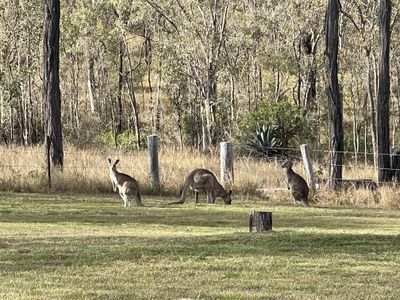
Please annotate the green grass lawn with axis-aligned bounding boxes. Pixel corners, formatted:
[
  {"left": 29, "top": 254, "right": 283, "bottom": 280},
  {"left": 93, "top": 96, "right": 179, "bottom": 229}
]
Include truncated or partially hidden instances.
[{"left": 1, "top": 192, "right": 400, "bottom": 299}]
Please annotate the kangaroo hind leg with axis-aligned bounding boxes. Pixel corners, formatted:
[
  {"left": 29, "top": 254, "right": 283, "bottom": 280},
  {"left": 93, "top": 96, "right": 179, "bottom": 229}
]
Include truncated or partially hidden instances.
[
  {"left": 122, "top": 194, "right": 129, "bottom": 207},
  {"left": 301, "top": 199, "right": 310, "bottom": 207}
]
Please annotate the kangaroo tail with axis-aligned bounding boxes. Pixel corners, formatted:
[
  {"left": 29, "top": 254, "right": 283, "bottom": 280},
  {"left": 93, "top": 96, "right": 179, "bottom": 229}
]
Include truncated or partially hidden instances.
[
  {"left": 168, "top": 199, "right": 185, "bottom": 205},
  {"left": 168, "top": 183, "right": 187, "bottom": 205}
]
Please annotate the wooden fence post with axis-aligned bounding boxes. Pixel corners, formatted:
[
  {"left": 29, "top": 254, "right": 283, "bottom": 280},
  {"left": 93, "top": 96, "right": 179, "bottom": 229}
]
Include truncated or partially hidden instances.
[
  {"left": 220, "top": 142, "right": 234, "bottom": 186},
  {"left": 300, "top": 144, "right": 316, "bottom": 190},
  {"left": 391, "top": 147, "right": 400, "bottom": 183},
  {"left": 147, "top": 135, "right": 160, "bottom": 189}
]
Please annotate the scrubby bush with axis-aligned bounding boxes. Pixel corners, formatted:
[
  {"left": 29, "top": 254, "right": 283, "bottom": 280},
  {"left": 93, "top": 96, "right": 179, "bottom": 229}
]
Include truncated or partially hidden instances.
[
  {"left": 244, "top": 124, "right": 282, "bottom": 157},
  {"left": 63, "top": 115, "right": 104, "bottom": 148},
  {"left": 101, "top": 131, "right": 143, "bottom": 150},
  {"left": 238, "top": 100, "right": 315, "bottom": 151}
]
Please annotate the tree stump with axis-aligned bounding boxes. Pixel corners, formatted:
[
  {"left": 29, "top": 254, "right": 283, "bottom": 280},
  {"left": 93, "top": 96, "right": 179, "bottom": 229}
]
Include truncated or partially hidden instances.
[{"left": 249, "top": 211, "right": 272, "bottom": 233}]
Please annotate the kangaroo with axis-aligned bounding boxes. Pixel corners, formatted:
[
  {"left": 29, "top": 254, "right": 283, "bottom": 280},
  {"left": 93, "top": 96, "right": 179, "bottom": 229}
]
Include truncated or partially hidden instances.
[
  {"left": 170, "top": 168, "right": 232, "bottom": 205},
  {"left": 108, "top": 158, "right": 143, "bottom": 207},
  {"left": 282, "top": 160, "right": 310, "bottom": 207}
]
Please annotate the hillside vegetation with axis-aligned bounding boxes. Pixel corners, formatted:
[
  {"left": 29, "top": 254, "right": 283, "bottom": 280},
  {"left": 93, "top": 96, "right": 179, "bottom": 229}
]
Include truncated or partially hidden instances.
[{"left": 1, "top": 0, "right": 399, "bottom": 155}]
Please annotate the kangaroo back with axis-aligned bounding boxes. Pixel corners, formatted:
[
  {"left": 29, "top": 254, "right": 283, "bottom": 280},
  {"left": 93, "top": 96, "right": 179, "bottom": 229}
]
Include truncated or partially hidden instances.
[
  {"left": 169, "top": 168, "right": 232, "bottom": 205},
  {"left": 282, "top": 160, "right": 309, "bottom": 207}
]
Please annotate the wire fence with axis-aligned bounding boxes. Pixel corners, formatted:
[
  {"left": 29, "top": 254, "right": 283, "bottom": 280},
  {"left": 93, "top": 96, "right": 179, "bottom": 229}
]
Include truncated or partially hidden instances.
[
  {"left": 0, "top": 144, "right": 399, "bottom": 184},
  {"left": 0, "top": 143, "right": 398, "bottom": 210}
]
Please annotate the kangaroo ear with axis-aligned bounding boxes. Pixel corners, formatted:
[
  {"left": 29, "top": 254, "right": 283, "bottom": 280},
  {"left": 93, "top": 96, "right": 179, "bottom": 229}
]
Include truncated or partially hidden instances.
[
  {"left": 228, "top": 189, "right": 232, "bottom": 196},
  {"left": 108, "top": 158, "right": 112, "bottom": 164},
  {"left": 115, "top": 159, "right": 120, "bottom": 165}
]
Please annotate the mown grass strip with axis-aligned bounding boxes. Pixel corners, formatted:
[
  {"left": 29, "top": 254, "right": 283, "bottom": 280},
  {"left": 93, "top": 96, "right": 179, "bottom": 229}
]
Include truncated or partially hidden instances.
[{"left": 1, "top": 192, "right": 399, "bottom": 299}]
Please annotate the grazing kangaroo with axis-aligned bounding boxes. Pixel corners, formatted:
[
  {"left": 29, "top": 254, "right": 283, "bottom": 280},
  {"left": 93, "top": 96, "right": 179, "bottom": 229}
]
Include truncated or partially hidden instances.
[
  {"left": 108, "top": 158, "right": 143, "bottom": 207},
  {"left": 282, "top": 160, "right": 310, "bottom": 207},
  {"left": 170, "top": 168, "right": 232, "bottom": 205}
]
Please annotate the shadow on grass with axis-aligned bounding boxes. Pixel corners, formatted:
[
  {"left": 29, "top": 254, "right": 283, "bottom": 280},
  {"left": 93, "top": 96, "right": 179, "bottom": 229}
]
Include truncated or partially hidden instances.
[
  {"left": 2, "top": 230, "right": 400, "bottom": 272},
  {"left": 1, "top": 202, "right": 399, "bottom": 233},
  {"left": 2, "top": 194, "right": 400, "bottom": 272}
]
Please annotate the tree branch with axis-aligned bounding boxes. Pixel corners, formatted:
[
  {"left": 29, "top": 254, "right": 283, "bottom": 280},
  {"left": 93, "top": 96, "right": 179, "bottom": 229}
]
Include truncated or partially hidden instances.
[
  {"left": 143, "top": 0, "right": 178, "bottom": 31},
  {"left": 340, "top": 8, "right": 360, "bottom": 32}
]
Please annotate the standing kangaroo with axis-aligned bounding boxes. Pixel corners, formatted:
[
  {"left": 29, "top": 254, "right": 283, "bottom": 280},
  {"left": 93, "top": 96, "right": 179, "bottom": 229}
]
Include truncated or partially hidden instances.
[
  {"left": 282, "top": 160, "right": 310, "bottom": 207},
  {"left": 170, "top": 168, "right": 232, "bottom": 205},
  {"left": 108, "top": 158, "right": 144, "bottom": 207}
]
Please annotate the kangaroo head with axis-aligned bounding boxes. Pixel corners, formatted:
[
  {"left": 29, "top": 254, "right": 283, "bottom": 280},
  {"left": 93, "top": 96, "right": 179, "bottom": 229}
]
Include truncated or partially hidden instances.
[
  {"left": 222, "top": 189, "right": 232, "bottom": 205},
  {"left": 108, "top": 158, "right": 120, "bottom": 172},
  {"left": 281, "top": 160, "right": 293, "bottom": 169}
]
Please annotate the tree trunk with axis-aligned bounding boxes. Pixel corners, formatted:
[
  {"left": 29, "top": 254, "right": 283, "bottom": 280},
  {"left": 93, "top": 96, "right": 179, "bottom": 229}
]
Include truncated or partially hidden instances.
[
  {"left": 304, "top": 32, "right": 319, "bottom": 110},
  {"left": 229, "top": 74, "right": 235, "bottom": 133},
  {"left": 249, "top": 211, "right": 272, "bottom": 232},
  {"left": 274, "top": 66, "right": 281, "bottom": 101},
  {"left": 10, "top": 105, "right": 14, "bottom": 142},
  {"left": 116, "top": 40, "right": 124, "bottom": 134},
  {"left": 144, "top": 26, "right": 155, "bottom": 133},
  {"left": 325, "top": 0, "right": 343, "bottom": 189},
  {"left": 72, "top": 54, "right": 80, "bottom": 128},
  {"left": 124, "top": 40, "right": 141, "bottom": 150},
  {"left": 206, "top": 60, "right": 217, "bottom": 146},
  {"left": 377, "top": 0, "right": 392, "bottom": 182},
  {"left": 126, "top": 73, "right": 141, "bottom": 151},
  {"left": 351, "top": 81, "right": 360, "bottom": 164},
  {"left": 247, "top": 72, "right": 251, "bottom": 111},
  {"left": 154, "top": 60, "right": 162, "bottom": 133},
  {"left": 367, "top": 53, "right": 378, "bottom": 169},
  {"left": 305, "top": 66, "right": 317, "bottom": 109},
  {"left": 86, "top": 47, "right": 97, "bottom": 114},
  {"left": 43, "top": 0, "right": 63, "bottom": 169},
  {"left": 201, "top": 104, "right": 208, "bottom": 152}
]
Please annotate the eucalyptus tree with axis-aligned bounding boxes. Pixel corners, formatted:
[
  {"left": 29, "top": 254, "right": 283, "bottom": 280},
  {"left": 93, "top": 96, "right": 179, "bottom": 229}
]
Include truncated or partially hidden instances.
[
  {"left": 376, "top": 0, "right": 392, "bottom": 182},
  {"left": 112, "top": 0, "right": 156, "bottom": 149},
  {"left": 0, "top": 0, "right": 43, "bottom": 145},
  {"left": 168, "top": 0, "right": 230, "bottom": 149},
  {"left": 325, "top": 0, "right": 343, "bottom": 188},
  {"left": 66, "top": 0, "right": 126, "bottom": 146},
  {"left": 43, "top": 0, "right": 63, "bottom": 170},
  {"left": 340, "top": 0, "right": 380, "bottom": 166}
]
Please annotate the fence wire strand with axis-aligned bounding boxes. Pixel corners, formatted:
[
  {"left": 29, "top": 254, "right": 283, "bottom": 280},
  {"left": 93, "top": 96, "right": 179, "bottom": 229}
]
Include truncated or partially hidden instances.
[{"left": 1, "top": 145, "right": 400, "bottom": 175}]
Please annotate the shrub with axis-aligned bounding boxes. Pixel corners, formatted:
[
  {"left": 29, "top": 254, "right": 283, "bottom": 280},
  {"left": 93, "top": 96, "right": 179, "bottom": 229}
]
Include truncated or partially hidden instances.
[
  {"left": 244, "top": 124, "right": 282, "bottom": 157},
  {"left": 64, "top": 115, "right": 104, "bottom": 148},
  {"left": 101, "top": 131, "right": 141, "bottom": 150},
  {"left": 238, "top": 100, "right": 314, "bottom": 149}
]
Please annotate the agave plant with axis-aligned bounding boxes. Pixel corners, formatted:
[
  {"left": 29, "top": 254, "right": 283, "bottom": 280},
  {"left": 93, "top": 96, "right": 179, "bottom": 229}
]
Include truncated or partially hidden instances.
[{"left": 245, "top": 124, "right": 282, "bottom": 157}]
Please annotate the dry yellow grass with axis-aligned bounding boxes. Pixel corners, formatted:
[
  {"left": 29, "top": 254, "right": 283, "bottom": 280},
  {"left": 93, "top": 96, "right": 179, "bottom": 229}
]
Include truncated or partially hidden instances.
[{"left": 0, "top": 145, "right": 399, "bottom": 208}]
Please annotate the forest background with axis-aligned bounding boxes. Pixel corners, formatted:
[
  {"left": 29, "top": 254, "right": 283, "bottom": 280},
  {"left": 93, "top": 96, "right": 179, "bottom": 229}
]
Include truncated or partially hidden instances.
[{"left": 0, "top": 0, "right": 400, "bottom": 196}]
